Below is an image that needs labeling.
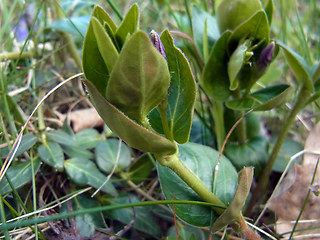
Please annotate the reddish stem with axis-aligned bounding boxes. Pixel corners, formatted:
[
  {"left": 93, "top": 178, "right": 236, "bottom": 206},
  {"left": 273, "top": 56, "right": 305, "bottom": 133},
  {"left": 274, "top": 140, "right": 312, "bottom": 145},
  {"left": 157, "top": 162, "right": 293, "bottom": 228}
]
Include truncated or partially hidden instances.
[{"left": 172, "top": 194, "right": 180, "bottom": 240}]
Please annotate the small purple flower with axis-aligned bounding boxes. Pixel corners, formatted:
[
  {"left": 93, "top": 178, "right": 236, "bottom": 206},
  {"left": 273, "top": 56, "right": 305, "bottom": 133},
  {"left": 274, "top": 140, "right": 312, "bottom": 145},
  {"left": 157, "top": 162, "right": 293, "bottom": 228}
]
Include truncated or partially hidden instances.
[
  {"left": 257, "top": 42, "right": 275, "bottom": 68},
  {"left": 149, "top": 30, "right": 167, "bottom": 60},
  {"left": 310, "top": 183, "right": 320, "bottom": 196}
]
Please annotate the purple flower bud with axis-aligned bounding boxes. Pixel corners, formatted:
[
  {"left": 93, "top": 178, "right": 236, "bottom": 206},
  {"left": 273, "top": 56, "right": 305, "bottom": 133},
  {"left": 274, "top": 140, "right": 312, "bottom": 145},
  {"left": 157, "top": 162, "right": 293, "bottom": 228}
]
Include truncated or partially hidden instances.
[
  {"left": 257, "top": 42, "right": 275, "bottom": 68},
  {"left": 149, "top": 30, "right": 167, "bottom": 60}
]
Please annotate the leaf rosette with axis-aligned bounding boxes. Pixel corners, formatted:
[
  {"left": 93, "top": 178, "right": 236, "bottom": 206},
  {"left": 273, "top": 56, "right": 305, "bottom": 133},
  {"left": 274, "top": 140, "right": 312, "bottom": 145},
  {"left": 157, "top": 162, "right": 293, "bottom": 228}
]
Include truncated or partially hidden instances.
[{"left": 82, "top": 5, "right": 196, "bottom": 155}]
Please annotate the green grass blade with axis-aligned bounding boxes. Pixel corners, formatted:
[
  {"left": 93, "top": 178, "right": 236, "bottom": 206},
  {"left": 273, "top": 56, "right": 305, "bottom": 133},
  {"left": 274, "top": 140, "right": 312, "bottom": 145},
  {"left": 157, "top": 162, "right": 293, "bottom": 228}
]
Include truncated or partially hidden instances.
[{"left": 0, "top": 200, "right": 225, "bottom": 231}]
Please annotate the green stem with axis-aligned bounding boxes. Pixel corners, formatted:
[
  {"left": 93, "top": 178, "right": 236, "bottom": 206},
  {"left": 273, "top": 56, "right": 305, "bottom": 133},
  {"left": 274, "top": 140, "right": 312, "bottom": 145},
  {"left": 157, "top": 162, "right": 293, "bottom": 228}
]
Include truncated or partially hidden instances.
[
  {"left": 279, "top": 0, "right": 287, "bottom": 42},
  {"left": 0, "top": 113, "right": 12, "bottom": 149},
  {"left": 30, "top": 154, "right": 39, "bottom": 240},
  {"left": 246, "top": 87, "right": 311, "bottom": 214},
  {"left": 233, "top": 88, "right": 247, "bottom": 145},
  {"left": 0, "top": 196, "right": 10, "bottom": 240},
  {"left": 106, "top": 0, "right": 123, "bottom": 21},
  {"left": 0, "top": 75, "right": 17, "bottom": 137},
  {"left": 232, "top": 215, "right": 263, "bottom": 240},
  {"left": 184, "top": 0, "right": 192, "bottom": 30},
  {"left": 210, "top": 101, "right": 225, "bottom": 150},
  {"left": 156, "top": 151, "right": 226, "bottom": 214},
  {"left": 0, "top": 52, "right": 34, "bottom": 61},
  {"left": 38, "top": 91, "right": 47, "bottom": 143},
  {"left": 156, "top": 151, "right": 262, "bottom": 239},
  {"left": 158, "top": 98, "right": 174, "bottom": 141},
  {"left": 53, "top": 0, "right": 82, "bottom": 69},
  {"left": 235, "top": 110, "right": 247, "bottom": 145}
]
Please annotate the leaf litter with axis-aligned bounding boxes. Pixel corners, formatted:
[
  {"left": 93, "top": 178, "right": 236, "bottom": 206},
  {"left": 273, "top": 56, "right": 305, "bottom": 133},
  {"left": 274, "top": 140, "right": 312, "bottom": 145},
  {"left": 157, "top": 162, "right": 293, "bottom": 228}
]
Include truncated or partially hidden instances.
[{"left": 268, "top": 122, "right": 320, "bottom": 239}]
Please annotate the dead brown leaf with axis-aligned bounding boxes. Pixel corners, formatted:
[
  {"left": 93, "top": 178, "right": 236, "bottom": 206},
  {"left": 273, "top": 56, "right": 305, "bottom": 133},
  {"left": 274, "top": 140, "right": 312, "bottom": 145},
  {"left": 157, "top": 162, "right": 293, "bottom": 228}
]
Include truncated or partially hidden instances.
[
  {"left": 268, "top": 122, "right": 320, "bottom": 239},
  {"left": 58, "top": 108, "right": 104, "bottom": 132}
]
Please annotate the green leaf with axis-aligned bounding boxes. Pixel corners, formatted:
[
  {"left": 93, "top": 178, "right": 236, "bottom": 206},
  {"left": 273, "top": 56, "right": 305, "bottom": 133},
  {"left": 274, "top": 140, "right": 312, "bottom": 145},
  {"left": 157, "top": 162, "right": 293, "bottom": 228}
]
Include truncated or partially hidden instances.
[
  {"left": 228, "top": 41, "right": 251, "bottom": 90},
  {"left": 60, "top": 1, "right": 95, "bottom": 12},
  {"left": 225, "top": 136, "right": 268, "bottom": 176},
  {"left": 16, "top": 134, "right": 38, "bottom": 156},
  {"left": 277, "top": 41, "right": 314, "bottom": 92},
  {"left": 251, "top": 84, "right": 293, "bottom": 110},
  {"left": 0, "top": 158, "right": 41, "bottom": 195},
  {"left": 91, "top": 17, "right": 119, "bottom": 73},
  {"left": 224, "top": 109, "right": 261, "bottom": 142},
  {"left": 115, "top": 3, "right": 139, "bottom": 48},
  {"left": 191, "top": 5, "right": 220, "bottom": 53},
  {"left": 202, "top": 31, "right": 232, "bottom": 101},
  {"left": 189, "top": 115, "right": 215, "bottom": 146},
  {"left": 83, "top": 80, "right": 177, "bottom": 155},
  {"left": 246, "top": 112, "right": 261, "bottom": 139},
  {"left": 226, "top": 97, "right": 255, "bottom": 110},
  {"left": 38, "top": 142, "right": 64, "bottom": 171},
  {"left": 82, "top": 18, "right": 109, "bottom": 96},
  {"left": 46, "top": 130, "right": 76, "bottom": 146},
  {"left": 311, "top": 62, "right": 320, "bottom": 82},
  {"left": 262, "top": 0, "right": 274, "bottom": 24},
  {"left": 62, "top": 145, "right": 94, "bottom": 159},
  {"left": 159, "top": 29, "right": 196, "bottom": 143},
  {"left": 64, "top": 157, "right": 117, "bottom": 196},
  {"left": 270, "top": 138, "right": 303, "bottom": 172},
  {"left": 226, "top": 84, "right": 293, "bottom": 110},
  {"left": 157, "top": 142, "right": 238, "bottom": 226},
  {"left": 91, "top": 5, "right": 118, "bottom": 49},
  {"left": 212, "top": 167, "right": 253, "bottom": 232},
  {"left": 128, "top": 154, "right": 154, "bottom": 184},
  {"left": 106, "top": 31, "right": 171, "bottom": 125},
  {"left": 167, "top": 224, "right": 209, "bottom": 240},
  {"left": 72, "top": 195, "right": 106, "bottom": 237},
  {"left": 92, "top": 5, "right": 117, "bottom": 32},
  {"left": 217, "top": 0, "right": 263, "bottom": 32},
  {"left": 105, "top": 194, "right": 161, "bottom": 237},
  {"left": 47, "top": 16, "right": 90, "bottom": 38},
  {"left": 228, "top": 10, "right": 269, "bottom": 50},
  {"left": 75, "top": 128, "right": 101, "bottom": 149},
  {"left": 96, "top": 139, "right": 131, "bottom": 172}
]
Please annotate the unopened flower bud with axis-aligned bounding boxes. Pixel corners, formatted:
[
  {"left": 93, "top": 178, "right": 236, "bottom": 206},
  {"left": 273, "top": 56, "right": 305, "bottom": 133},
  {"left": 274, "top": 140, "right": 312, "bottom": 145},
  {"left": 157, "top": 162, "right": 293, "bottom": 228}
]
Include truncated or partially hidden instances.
[
  {"left": 257, "top": 42, "right": 275, "bottom": 68},
  {"left": 150, "top": 30, "right": 167, "bottom": 60}
]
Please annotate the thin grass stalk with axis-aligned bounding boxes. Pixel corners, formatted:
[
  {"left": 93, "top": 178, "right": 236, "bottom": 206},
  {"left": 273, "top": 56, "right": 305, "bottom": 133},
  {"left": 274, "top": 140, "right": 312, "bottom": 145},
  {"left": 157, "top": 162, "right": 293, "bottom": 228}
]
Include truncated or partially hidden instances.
[
  {"left": 246, "top": 87, "right": 312, "bottom": 214},
  {"left": 184, "top": 0, "right": 192, "bottom": 30},
  {"left": 53, "top": 0, "right": 82, "bottom": 69},
  {"left": 30, "top": 155, "right": 39, "bottom": 240},
  {"left": 106, "top": 0, "right": 123, "bottom": 21},
  {"left": 0, "top": 0, "right": 19, "bottom": 45},
  {"left": 0, "top": 196, "right": 10, "bottom": 240},
  {"left": 0, "top": 114, "right": 12, "bottom": 149},
  {"left": 279, "top": 0, "right": 287, "bottom": 42},
  {"left": 294, "top": 4, "right": 313, "bottom": 66},
  {"left": 288, "top": 159, "right": 319, "bottom": 239},
  {"left": 0, "top": 200, "right": 225, "bottom": 231},
  {"left": 0, "top": 74, "right": 17, "bottom": 137},
  {"left": 13, "top": 0, "right": 43, "bottom": 68},
  {"left": 210, "top": 101, "right": 225, "bottom": 150}
]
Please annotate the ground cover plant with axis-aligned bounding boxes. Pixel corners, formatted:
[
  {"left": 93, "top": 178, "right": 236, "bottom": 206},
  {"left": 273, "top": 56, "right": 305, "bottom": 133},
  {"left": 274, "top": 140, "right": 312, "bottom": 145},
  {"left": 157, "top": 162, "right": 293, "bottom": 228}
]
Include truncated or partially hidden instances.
[{"left": 0, "top": 0, "right": 319, "bottom": 239}]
